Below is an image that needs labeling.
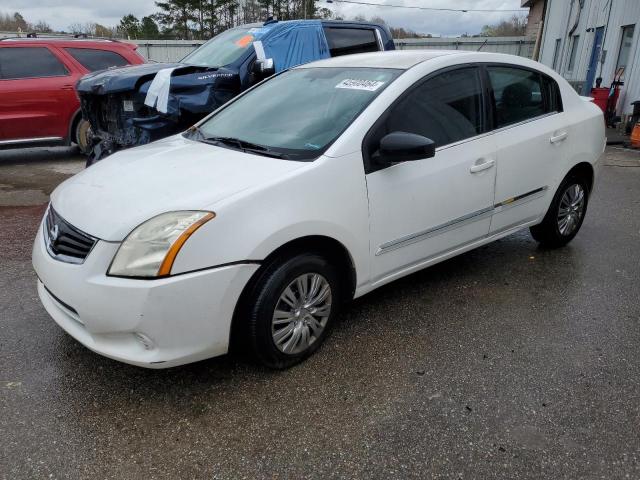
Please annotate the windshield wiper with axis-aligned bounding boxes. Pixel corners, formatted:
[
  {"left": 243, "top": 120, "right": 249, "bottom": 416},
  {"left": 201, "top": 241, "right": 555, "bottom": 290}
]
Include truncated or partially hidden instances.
[{"left": 203, "top": 136, "right": 288, "bottom": 159}]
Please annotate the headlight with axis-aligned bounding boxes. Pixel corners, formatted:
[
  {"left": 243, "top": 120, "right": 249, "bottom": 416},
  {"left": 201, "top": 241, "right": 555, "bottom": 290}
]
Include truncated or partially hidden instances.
[{"left": 108, "top": 211, "right": 215, "bottom": 278}]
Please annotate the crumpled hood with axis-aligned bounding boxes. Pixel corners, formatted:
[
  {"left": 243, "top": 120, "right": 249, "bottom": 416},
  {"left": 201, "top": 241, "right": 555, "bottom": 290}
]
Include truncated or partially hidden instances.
[
  {"left": 51, "top": 135, "right": 305, "bottom": 241},
  {"left": 76, "top": 62, "right": 184, "bottom": 95}
]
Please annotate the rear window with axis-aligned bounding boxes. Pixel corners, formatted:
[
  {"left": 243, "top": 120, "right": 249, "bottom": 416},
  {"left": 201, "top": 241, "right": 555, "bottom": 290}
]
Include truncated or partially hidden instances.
[
  {"left": 65, "top": 48, "right": 130, "bottom": 71},
  {"left": 0, "top": 47, "right": 68, "bottom": 79},
  {"left": 323, "top": 28, "right": 380, "bottom": 56}
]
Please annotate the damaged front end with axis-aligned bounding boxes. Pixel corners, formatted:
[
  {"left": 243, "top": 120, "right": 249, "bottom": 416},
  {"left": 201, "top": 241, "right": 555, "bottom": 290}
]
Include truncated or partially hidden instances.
[{"left": 78, "top": 63, "right": 242, "bottom": 164}]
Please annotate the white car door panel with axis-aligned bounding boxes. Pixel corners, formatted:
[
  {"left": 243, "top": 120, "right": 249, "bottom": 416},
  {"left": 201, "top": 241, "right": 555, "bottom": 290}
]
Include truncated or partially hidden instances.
[
  {"left": 486, "top": 66, "right": 568, "bottom": 233},
  {"left": 491, "top": 114, "right": 568, "bottom": 233},
  {"left": 367, "top": 135, "right": 496, "bottom": 282},
  {"left": 363, "top": 66, "right": 497, "bottom": 283}
]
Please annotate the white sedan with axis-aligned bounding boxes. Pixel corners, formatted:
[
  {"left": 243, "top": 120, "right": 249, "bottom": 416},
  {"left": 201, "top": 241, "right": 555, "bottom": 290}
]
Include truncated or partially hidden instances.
[{"left": 33, "top": 51, "right": 605, "bottom": 369}]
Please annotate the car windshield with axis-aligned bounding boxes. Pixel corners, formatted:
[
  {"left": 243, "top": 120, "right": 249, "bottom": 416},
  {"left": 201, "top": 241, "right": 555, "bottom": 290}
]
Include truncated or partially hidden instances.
[
  {"left": 195, "top": 67, "right": 402, "bottom": 160},
  {"left": 181, "top": 26, "right": 258, "bottom": 68}
]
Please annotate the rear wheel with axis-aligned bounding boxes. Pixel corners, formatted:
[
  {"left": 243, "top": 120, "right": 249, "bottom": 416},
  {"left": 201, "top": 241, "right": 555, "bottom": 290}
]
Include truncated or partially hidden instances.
[
  {"left": 530, "top": 174, "right": 589, "bottom": 248},
  {"left": 245, "top": 253, "right": 342, "bottom": 369}
]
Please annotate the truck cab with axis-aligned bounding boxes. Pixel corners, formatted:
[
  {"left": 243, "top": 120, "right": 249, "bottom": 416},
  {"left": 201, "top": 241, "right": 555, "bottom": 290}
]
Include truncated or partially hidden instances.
[{"left": 78, "top": 19, "right": 394, "bottom": 163}]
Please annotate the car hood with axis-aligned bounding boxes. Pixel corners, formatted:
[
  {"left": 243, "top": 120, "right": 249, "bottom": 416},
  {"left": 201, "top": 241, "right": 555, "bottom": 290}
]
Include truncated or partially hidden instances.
[
  {"left": 50, "top": 135, "right": 306, "bottom": 241},
  {"left": 76, "top": 62, "right": 184, "bottom": 94}
]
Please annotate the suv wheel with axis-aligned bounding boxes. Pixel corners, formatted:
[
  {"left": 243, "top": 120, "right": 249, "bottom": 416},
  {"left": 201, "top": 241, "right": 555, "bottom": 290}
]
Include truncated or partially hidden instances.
[
  {"left": 245, "top": 252, "right": 342, "bottom": 369},
  {"left": 74, "top": 119, "right": 92, "bottom": 155},
  {"left": 530, "top": 174, "right": 589, "bottom": 248}
]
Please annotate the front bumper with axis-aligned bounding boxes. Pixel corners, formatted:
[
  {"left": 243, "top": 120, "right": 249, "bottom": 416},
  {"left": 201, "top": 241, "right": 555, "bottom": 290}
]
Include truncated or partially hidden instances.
[{"left": 32, "top": 218, "right": 258, "bottom": 368}]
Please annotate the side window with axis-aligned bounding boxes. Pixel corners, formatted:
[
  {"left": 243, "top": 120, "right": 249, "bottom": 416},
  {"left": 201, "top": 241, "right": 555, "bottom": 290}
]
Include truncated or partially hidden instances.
[
  {"left": 488, "top": 66, "right": 548, "bottom": 128},
  {"left": 383, "top": 67, "right": 483, "bottom": 148},
  {"left": 0, "top": 47, "right": 68, "bottom": 79},
  {"left": 324, "top": 28, "right": 379, "bottom": 56},
  {"left": 64, "top": 48, "right": 130, "bottom": 71},
  {"left": 542, "top": 75, "right": 563, "bottom": 113}
]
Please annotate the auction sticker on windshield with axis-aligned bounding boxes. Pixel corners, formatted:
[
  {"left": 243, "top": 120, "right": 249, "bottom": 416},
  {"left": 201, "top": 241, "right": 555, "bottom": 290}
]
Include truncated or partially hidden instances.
[{"left": 335, "top": 79, "right": 385, "bottom": 91}]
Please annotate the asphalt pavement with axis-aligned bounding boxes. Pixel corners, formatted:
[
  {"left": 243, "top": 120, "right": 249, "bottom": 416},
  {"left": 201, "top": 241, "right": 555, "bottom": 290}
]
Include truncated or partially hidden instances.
[{"left": 1, "top": 146, "right": 639, "bottom": 479}]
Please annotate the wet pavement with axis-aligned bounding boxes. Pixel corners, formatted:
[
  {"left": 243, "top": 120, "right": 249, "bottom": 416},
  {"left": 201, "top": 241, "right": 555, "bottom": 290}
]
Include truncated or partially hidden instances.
[{"left": 1, "top": 147, "right": 640, "bottom": 479}]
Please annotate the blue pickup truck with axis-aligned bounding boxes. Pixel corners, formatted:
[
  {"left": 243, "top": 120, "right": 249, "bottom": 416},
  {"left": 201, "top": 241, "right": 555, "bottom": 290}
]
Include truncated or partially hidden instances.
[{"left": 78, "top": 19, "right": 395, "bottom": 162}]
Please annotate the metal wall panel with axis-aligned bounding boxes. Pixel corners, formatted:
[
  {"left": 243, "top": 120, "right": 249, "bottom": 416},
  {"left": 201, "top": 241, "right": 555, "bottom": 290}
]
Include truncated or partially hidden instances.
[
  {"left": 394, "top": 37, "right": 534, "bottom": 58},
  {"left": 538, "top": 0, "right": 640, "bottom": 115}
]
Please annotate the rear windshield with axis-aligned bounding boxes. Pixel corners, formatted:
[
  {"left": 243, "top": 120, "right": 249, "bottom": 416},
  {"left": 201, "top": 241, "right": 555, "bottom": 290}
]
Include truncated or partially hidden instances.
[
  {"left": 181, "top": 26, "right": 258, "bottom": 68},
  {"left": 196, "top": 67, "right": 402, "bottom": 160}
]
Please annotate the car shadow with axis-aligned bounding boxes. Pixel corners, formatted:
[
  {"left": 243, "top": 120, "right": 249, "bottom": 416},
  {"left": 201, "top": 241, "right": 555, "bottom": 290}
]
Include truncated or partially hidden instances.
[
  {"left": 50, "top": 227, "right": 587, "bottom": 401},
  {"left": 0, "top": 146, "right": 82, "bottom": 166}
]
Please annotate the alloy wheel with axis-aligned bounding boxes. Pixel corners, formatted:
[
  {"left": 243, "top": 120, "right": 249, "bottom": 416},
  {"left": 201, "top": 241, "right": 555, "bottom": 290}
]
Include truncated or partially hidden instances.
[
  {"left": 271, "top": 273, "right": 332, "bottom": 355},
  {"left": 557, "top": 183, "right": 585, "bottom": 236}
]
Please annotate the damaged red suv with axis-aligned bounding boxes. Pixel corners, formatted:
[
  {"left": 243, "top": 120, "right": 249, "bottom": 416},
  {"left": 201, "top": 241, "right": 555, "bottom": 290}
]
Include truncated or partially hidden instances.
[{"left": 0, "top": 36, "right": 145, "bottom": 151}]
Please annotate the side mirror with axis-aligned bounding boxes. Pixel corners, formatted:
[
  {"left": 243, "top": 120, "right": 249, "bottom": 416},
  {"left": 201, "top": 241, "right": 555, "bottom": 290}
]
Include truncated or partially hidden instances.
[
  {"left": 374, "top": 131, "right": 436, "bottom": 165},
  {"left": 252, "top": 58, "right": 275, "bottom": 78}
]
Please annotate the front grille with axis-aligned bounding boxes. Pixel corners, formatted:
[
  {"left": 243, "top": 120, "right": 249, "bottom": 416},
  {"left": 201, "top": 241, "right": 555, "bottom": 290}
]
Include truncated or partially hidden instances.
[
  {"left": 44, "top": 208, "right": 97, "bottom": 264},
  {"left": 96, "top": 94, "right": 138, "bottom": 135}
]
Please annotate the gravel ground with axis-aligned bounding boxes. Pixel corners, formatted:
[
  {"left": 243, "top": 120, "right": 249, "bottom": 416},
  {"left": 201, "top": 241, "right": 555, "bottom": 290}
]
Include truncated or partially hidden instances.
[{"left": 1, "top": 146, "right": 639, "bottom": 479}]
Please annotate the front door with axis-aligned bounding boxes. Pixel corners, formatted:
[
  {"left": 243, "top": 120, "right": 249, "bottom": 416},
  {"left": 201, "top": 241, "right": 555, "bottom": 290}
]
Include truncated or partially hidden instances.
[
  {"left": 583, "top": 27, "right": 605, "bottom": 95},
  {"left": 365, "top": 67, "right": 496, "bottom": 285}
]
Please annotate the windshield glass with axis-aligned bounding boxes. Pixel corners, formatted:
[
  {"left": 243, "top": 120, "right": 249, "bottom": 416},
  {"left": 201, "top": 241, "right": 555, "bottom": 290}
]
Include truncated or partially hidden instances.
[
  {"left": 181, "top": 26, "right": 258, "bottom": 68},
  {"left": 196, "top": 67, "right": 402, "bottom": 160}
]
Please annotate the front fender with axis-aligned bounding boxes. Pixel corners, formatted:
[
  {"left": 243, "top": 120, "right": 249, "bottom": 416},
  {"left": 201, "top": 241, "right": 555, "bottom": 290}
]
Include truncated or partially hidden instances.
[{"left": 170, "top": 153, "right": 371, "bottom": 288}]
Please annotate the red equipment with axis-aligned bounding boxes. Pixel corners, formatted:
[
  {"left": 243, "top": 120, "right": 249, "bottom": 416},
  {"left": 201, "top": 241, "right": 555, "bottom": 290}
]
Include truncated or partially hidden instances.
[{"left": 590, "top": 68, "right": 624, "bottom": 127}]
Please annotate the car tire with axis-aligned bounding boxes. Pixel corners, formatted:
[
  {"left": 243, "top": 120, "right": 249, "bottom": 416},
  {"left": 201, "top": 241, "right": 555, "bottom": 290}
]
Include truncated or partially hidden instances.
[
  {"left": 244, "top": 252, "right": 343, "bottom": 369},
  {"left": 530, "top": 174, "right": 590, "bottom": 248}
]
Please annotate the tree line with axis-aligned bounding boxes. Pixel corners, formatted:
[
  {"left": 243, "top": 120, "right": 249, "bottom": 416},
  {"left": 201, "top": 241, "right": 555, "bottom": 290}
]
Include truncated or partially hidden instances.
[
  {"left": 0, "top": 11, "right": 52, "bottom": 33},
  {"left": 1, "top": 4, "right": 526, "bottom": 41},
  {"left": 122, "top": 0, "right": 335, "bottom": 40}
]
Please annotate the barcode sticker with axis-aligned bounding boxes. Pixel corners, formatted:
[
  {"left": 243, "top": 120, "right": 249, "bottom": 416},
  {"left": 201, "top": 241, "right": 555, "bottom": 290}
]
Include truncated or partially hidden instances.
[{"left": 335, "top": 79, "right": 385, "bottom": 91}]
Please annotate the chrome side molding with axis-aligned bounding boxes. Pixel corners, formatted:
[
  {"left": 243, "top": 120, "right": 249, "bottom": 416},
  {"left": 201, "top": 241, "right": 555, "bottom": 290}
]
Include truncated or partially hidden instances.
[{"left": 376, "top": 186, "right": 548, "bottom": 256}]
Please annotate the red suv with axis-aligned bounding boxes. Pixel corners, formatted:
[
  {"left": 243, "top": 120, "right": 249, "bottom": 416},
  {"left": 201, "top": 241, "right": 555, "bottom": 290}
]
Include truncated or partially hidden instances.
[{"left": 0, "top": 37, "right": 145, "bottom": 151}]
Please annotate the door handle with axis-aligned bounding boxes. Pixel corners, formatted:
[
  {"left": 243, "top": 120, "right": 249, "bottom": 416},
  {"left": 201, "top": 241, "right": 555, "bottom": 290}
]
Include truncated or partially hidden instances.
[
  {"left": 470, "top": 158, "right": 495, "bottom": 173},
  {"left": 550, "top": 131, "right": 568, "bottom": 144},
  {"left": 61, "top": 84, "right": 75, "bottom": 90}
]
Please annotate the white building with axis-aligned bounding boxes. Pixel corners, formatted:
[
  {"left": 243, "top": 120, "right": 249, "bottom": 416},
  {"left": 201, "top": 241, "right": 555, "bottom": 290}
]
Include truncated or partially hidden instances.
[{"left": 529, "top": 0, "right": 639, "bottom": 118}]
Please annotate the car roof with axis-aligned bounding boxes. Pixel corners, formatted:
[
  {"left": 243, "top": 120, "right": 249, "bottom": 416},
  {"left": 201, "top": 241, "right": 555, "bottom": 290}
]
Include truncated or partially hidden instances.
[
  {"left": 0, "top": 37, "right": 132, "bottom": 48},
  {"left": 297, "top": 50, "right": 467, "bottom": 70}
]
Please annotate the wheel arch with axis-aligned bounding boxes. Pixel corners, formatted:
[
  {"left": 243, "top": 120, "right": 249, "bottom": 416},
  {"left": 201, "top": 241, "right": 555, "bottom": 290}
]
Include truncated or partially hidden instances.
[
  {"left": 68, "top": 109, "right": 83, "bottom": 145},
  {"left": 565, "top": 161, "right": 595, "bottom": 193},
  {"left": 228, "top": 234, "right": 357, "bottom": 351}
]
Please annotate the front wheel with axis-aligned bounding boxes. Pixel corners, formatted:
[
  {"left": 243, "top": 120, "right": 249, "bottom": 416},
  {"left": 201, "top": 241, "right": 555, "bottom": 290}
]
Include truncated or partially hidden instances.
[
  {"left": 530, "top": 174, "right": 589, "bottom": 248},
  {"left": 245, "top": 253, "right": 342, "bottom": 369}
]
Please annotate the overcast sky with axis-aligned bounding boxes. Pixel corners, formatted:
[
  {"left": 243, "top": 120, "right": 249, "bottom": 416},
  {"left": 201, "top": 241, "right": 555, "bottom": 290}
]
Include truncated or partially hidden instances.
[{"left": 3, "top": 0, "right": 527, "bottom": 37}]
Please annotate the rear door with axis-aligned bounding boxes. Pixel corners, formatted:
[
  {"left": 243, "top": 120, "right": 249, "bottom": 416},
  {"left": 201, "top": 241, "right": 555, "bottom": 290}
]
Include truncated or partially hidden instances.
[
  {"left": 487, "top": 65, "right": 567, "bottom": 233},
  {"left": 323, "top": 26, "right": 382, "bottom": 57},
  {"left": 0, "top": 45, "right": 79, "bottom": 143}
]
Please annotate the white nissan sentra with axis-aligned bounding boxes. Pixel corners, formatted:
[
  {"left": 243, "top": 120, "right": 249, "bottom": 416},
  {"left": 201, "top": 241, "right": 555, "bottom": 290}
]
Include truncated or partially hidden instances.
[{"left": 33, "top": 51, "right": 605, "bottom": 369}]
